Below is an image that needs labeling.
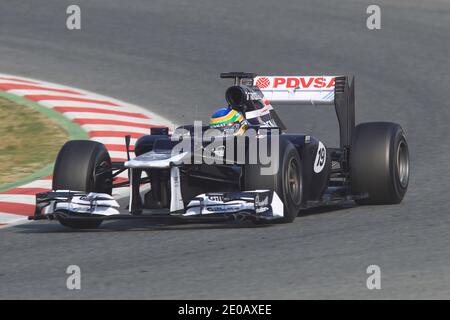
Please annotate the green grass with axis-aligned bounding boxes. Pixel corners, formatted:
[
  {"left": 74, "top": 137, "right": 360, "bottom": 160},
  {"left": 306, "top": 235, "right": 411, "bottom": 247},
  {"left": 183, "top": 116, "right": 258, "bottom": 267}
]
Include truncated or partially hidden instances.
[{"left": 0, "top": 96, "right": 68, "bottom": 185}]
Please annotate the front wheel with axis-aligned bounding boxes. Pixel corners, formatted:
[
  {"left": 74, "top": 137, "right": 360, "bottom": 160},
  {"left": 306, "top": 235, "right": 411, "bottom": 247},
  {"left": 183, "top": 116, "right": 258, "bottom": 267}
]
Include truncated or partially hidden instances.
[
  {"left": 52, "top": 140, "right": 112, "bottom": 229},
  {"left": 244, "top": 137, "right": 303, "bottom": 223},
  {"left": 53, "top": 140, "right": 113, "bottom": 195}
]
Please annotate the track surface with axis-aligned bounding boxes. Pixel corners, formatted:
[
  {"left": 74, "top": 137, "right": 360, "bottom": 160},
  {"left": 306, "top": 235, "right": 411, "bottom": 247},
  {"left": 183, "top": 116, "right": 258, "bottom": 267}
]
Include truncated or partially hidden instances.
[{"left": 0, "top": 0, "right": 449, "bottom": 299}]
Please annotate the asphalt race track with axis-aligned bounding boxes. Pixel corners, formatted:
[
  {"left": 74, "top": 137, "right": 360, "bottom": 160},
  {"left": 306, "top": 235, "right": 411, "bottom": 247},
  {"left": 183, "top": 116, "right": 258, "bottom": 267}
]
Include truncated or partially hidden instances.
[{"left": 0, "top": 0, "right": 449, "bottom": 299}]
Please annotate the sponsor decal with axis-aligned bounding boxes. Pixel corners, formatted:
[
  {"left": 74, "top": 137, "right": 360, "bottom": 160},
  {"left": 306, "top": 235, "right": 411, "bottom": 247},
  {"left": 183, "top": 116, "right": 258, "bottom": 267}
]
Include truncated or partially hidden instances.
[
  {"left": 255, "top": 193, "right": 271, "bottom": 214},
  {"left": 255, "top": 194, "right": 269, "bottom": 207},
  {"left": 255, "top": 77, "right": 270, "bottom": 89},
  {"left": 245, "top": 91, "right": 263, "bottom": 101},
  {"left": 255, "top": 205, "right": 270, "bottom": 214},
  {"left": 208, "top": 195, "right": 223, "bottom": 202},
  {"left": 206, "top": 205, "right": 242, "bottom": 212},
  {"left": 255, "top": 76, "right": 335, "bottom": 90}
]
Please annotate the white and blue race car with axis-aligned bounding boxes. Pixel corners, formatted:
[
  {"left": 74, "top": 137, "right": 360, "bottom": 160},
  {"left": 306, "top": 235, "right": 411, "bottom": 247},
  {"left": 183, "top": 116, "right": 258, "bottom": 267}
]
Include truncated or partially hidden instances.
[{"left": 30, "top": 72, "right": 409, "bottom": 229}]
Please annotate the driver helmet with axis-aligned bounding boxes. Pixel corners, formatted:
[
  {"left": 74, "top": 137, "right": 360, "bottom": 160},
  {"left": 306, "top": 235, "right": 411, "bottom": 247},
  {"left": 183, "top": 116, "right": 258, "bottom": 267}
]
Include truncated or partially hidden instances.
[{"left": 209, "top": 107, "right": 248, "bottom": 136}]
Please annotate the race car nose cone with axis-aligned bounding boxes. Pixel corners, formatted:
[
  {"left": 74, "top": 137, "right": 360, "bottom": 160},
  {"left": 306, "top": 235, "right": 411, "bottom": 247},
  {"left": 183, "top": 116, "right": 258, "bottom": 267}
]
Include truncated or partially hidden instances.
[{"left": 125, "top": 151, "right": 189, "bottom": 168}]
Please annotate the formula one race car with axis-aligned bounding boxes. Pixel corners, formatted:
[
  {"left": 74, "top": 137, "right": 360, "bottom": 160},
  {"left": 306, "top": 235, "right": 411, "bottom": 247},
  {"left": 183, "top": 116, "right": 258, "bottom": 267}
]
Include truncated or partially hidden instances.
[{"left": 29, "top": 72, "right": 410, "bottom": 229}]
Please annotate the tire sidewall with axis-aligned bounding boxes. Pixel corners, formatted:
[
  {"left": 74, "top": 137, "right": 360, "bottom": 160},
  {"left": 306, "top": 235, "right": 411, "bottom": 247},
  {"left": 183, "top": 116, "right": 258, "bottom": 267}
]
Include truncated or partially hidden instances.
[
  {"left": 244, "top": 137, "right": 302, "bottom": 223},
  {"left": 389, "top": 128, "right": 409, "bottom": 202},
  {"left": 88, "top": 144, "right": 112, "bottom": 194},
  {"left": 277, "top": 144, "right": 302, "bottom": 222},
  {"left": 53, "top": 140, "right": 112, "bottom": 195},
  {"left": 351, "top": 122, "right": 410, "bottom": 204}
]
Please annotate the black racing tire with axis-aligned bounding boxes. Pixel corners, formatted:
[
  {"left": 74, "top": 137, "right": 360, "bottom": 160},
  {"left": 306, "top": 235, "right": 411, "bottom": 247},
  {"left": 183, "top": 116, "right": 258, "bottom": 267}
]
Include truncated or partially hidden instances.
[
  {"left": 52, "top": 140, "right": 113, "bottom": 195},
  {"left": 244, "top": 137, "right": 303, "bottom": 223},
  {"left": 350, "top": 122, "right": 410, "bottom": 205}
]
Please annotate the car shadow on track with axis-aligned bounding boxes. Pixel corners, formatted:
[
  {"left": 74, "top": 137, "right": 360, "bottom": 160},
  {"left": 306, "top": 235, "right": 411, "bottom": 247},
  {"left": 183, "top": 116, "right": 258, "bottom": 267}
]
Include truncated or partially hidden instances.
[
  {"left": 299, "top": 202, "right": 357, "bottom": 217},
  {"left": 12, "top": 203, "right": 358, "bottom": 234},
  {"left": 12, "top": 219, "right": 272, "bottom": 234}
]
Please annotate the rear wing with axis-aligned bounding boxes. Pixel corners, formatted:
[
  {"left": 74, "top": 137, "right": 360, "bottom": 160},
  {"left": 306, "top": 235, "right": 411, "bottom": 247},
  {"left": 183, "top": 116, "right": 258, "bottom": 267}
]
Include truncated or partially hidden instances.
[
  {"left": 254, "top": 76, "right": 336, "bottom": 105},
  {"left": 220, "top": 72, "right": 355, "bottom": 148}
]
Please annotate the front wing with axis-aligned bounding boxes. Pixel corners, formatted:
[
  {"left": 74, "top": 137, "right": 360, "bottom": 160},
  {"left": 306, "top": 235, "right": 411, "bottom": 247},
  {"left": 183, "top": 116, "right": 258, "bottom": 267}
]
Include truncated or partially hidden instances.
[{"left": 29, "top": 190, "right": 284, "bottom": 223}]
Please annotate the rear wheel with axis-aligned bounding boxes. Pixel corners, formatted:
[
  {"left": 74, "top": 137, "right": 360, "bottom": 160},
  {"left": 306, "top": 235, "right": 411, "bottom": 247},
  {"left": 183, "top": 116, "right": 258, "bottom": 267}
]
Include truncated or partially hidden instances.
[
  {"left": 52, "top": 140, "right": 112, "bottom": 229},
  {"left": 244, "top": 137, "right": 302, "bottom": 223},
  {"left": 350, "top": 122, "right": 410, "bottom": 204}
]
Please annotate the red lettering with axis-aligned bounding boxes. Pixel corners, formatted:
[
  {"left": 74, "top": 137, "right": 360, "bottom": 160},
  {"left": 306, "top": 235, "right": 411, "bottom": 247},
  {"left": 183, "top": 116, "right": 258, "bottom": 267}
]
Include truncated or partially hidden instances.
[
  {"left": 273, "top": 77, "right": 286, "bottom": 88},
  {"left": 327, "top": 77, "right": 335, "bottom": 88},
  {"left": 314, "top": 77, "right": 325, "bottom": 88},
  {"left": 286, "top": 77, "right": 300, "bottom": 89},
  {"left": 269, "top": 76, "right": 335, "bottom": 89},
  {"left": 299, "top": 77, "right": 314, "bottom": 88}
]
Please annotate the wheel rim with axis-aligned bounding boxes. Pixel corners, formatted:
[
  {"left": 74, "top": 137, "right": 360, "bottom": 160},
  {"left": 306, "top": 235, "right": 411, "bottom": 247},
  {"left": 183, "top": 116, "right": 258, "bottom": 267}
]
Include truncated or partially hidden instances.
[
  {"left": 285, "top": 158, "right": 302, "bottom": 205},
  {"left": 396, "top": 140, "right": 409, "bottom": 188}
]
